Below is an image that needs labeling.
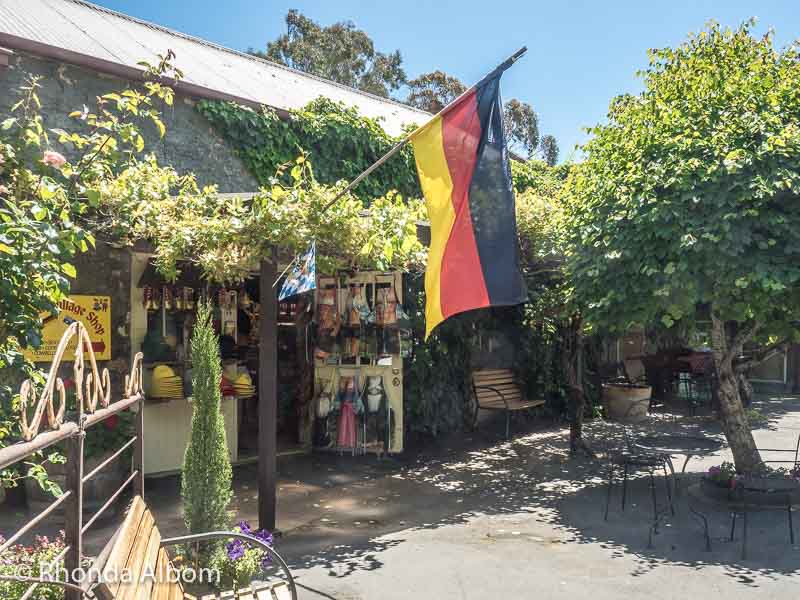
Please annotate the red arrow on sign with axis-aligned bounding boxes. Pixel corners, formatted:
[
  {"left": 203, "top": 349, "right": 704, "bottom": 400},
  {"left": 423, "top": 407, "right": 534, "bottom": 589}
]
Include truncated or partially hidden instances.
[{"left": 89, "top": 341, "right": 106, "bottom": 353}]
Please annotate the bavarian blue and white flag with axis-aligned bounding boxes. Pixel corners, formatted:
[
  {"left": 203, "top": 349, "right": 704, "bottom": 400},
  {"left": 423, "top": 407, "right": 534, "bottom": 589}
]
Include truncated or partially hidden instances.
[{"left": 278, "top": 241, "right": 316, "bottom": 301}]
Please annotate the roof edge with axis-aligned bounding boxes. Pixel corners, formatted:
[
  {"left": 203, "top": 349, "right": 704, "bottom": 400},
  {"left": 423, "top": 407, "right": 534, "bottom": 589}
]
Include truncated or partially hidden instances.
[
  {"left": 64, "top": 0, "right": 431, "bottom": 120},
  {"left": 0, "top": 32, "right": 291, "bottom": 117}
]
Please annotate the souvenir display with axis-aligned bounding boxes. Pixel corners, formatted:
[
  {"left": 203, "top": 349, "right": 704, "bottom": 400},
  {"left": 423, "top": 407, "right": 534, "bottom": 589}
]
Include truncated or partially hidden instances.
[
  {"left": 162, "top": 286, "right": 174, "bottom": 311},
  {"left": 143, "top": 286, "right": 160, "bottom": 311},
  {"left": 233, "top": 372, "right": 255, "bottom": 398},
  {"left": 149, "top": 364, "right": 184, "bottom": 399},
  {"left": 335, "top": 376, "right": 360, "bottom": 450},
  {"left": 346, "top": 283, "right": 370, "bottom": 326},
  {"left": 365, "top": 375, "right": 384, "bottom": 413},
  {"left": 220, "top": 375, "right": 236, "bottom": 398},
  {"left": 375, "top": 285, "right": 398, "bottom": 326},
  {"left": 316, "top": 379, "right": 333, "bottom": 418}
]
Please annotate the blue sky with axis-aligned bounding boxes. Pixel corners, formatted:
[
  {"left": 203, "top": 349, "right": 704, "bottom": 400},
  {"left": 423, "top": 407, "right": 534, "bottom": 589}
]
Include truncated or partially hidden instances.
[{"left": 94, "top": 0, "right": 799, "bottom": 162}]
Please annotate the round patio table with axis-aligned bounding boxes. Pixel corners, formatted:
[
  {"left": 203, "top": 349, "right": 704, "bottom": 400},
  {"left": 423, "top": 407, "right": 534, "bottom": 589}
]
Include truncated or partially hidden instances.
[{"left": 633, "top": 433, "right": 723, "bottom": 474}]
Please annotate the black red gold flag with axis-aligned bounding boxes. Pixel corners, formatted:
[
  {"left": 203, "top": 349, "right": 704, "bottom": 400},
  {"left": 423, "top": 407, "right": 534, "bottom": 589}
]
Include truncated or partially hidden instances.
[{"left": 412, "top": 74, "right": 527, "bottom": 338}]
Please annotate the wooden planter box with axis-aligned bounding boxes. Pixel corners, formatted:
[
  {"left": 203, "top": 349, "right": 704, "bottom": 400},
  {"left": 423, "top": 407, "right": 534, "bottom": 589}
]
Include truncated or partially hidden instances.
[{"left": 602, "top": 383, "right": 652, "bottom": 422}]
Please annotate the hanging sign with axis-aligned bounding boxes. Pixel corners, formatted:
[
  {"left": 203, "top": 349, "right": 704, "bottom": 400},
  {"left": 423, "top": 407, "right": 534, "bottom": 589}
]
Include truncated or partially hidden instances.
[{"left": 24, "top": 295, "right": 112, "bottom": 362}]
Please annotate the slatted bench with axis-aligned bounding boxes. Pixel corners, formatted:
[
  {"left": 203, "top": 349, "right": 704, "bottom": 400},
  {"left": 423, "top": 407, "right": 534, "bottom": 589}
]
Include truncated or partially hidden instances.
[
  {"left": 91, "top": 496, "right": 295, "bottom": 600},
  {"left": 470, "top": 368, "right": 545, "bottom": 439}
]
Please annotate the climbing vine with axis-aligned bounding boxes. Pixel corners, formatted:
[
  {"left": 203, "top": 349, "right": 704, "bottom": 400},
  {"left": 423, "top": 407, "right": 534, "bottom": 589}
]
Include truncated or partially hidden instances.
[
  {"left": 197, "top": 99, "right": 559, "bottom": 202},
  {"left": 196, "top": 98, "right": 421, "bottom": 202}
]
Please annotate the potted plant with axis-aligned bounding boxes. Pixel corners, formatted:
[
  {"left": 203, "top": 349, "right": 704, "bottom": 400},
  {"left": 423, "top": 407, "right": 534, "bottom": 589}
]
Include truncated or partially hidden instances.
[
  {"left": 217, "top": 521, "right": 275, "bottom": 591},
  {"left": 601, "top": 382, "right": 652, "bottom": 422},
  {"left": 701, "top": 461, "right": 800, "bottom": 505}
]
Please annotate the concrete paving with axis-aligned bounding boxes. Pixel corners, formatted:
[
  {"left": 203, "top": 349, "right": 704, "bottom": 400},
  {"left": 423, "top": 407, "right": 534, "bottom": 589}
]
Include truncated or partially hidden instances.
[
  {"left": 277, "top": 396, "right": 800, "bottom": 599},
  {"left": 3, "top": 394, "right": 799, "bottom": 598}
]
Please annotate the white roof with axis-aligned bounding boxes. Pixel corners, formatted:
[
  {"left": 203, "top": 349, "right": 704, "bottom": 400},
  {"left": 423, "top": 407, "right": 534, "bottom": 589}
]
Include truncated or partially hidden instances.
[{"left": 0, "top": 0, "right": 429, "bottom": 136}]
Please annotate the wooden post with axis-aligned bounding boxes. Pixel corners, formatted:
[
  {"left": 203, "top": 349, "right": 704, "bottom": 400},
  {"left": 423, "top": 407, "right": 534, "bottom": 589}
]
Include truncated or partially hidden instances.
[
  {"left": 258, "top": 254, "right": 278, "bottom": 531},
  {"left": 133, "top": 397, "right": 145, "bottom": 497},
  {"left": 63, "top": 432, "right": 84, "bottom": 600}
]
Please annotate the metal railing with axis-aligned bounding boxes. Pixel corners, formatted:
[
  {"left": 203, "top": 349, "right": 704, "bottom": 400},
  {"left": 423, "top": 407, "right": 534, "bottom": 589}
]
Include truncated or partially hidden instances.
[{"left": 0, "top": 322, "right": 144, "bottom": 600}]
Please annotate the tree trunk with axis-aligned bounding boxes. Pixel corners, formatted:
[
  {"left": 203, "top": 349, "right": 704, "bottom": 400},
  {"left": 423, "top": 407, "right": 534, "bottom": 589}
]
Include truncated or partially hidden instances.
[
  {"left": 710, "top": 313, "right": 762, "bottom": 473},
  {"left": 561, "top": 316, "right": 592, "bottom": 456},
  {"left": 737, "top": 372, "right": 753, "bottom": 408}
]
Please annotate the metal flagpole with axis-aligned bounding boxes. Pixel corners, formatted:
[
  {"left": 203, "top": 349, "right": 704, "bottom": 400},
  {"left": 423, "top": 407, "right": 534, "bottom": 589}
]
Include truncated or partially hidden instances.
[{"left": 320, "top": 46, "right": 527, "bottom": 212}]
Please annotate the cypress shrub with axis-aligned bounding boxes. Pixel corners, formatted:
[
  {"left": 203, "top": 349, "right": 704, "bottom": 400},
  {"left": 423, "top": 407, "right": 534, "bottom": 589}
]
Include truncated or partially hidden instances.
[{"left": 182, "top": 300, "right": 232, "bottom": 540}]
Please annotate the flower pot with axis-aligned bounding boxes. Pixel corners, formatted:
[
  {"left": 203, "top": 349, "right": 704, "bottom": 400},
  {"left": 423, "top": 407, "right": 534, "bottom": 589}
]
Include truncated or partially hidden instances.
[{"left": 602, "top": 383, "right": 651, "bottom": 422}]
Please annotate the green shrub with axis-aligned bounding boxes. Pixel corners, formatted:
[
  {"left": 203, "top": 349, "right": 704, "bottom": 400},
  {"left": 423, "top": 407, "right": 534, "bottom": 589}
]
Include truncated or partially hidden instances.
[{"left": 181, "top": 301, "right": 232, "bottom": 544}]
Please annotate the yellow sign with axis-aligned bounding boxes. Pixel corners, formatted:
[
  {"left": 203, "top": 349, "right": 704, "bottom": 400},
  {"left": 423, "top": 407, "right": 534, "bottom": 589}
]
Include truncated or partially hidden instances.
[{"left": 25, "top": 295, "right": 112, "bottom": 362}]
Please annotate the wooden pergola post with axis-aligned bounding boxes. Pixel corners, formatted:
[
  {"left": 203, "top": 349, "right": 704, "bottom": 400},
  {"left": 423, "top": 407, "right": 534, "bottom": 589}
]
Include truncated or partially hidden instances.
[{"left": 258, "top": 254, "right": 278, "bottom": 530}]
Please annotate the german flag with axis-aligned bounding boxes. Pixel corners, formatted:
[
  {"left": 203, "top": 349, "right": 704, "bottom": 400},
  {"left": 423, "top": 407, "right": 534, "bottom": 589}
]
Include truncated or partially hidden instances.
[{"left": 413, "top": 73, "right": 527, "bottom": 338}]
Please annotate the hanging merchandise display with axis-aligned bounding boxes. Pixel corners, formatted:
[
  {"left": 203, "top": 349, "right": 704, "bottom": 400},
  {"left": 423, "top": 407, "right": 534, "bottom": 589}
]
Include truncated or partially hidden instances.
[
  {"left": 365, "top": 375, "right": 384, "bottom": 414},
  {"left": 312, "top": 271, "right": 405, "bottom": 455},
  {"left": 375, "top": 284, "right": 398, "bottom": 327},
  {"left": 335, "top": 375, "right": 362, "bottom": 450},
  {"left": 315, "top": 279, "right": 341, "bottom": 358},
  {"left": 316, "top": 378, "right": 333, "bottom": 418}
]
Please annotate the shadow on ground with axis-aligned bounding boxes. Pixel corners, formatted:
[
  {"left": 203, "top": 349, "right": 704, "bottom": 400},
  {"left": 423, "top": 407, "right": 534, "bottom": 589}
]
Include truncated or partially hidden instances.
[{"left": 279, "top": 395, "right": 800, "bottom": 589}]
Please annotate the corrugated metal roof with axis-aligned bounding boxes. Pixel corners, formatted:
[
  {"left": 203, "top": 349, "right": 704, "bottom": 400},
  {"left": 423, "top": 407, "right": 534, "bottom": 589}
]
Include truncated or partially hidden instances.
[{"left": 0, "top": 0, "right": 430, "bottom": 136}]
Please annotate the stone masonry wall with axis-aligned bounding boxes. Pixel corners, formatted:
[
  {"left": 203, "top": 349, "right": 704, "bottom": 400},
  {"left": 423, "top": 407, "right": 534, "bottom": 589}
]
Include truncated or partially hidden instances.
[{"left": 0, "top": 51, "right": 259, "bottom": 192}]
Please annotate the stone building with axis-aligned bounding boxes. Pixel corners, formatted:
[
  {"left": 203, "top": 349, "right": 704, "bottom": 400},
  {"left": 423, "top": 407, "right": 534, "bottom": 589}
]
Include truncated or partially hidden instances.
[{"left": 0, "top": 0, "right": 430, "bottom": 470}]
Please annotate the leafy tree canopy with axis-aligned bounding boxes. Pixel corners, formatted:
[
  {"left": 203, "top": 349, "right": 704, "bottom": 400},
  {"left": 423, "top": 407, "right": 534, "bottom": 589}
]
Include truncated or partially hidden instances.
[
  {"left": 406, "top": 71, "right": 548, "bottom": 159},
  {"left": 539, "top": 134, "right": 559, "bottom": 167},
  {"left": 504, "top": 98, "right": 540, "bottom": 158},
  {"left": 563, "top": 21, "right": 800, "bottom": 471},
  {"left": 565, "top": 21, "right": 800, "bottom": 340},
  {"left": 255, "top": 9, "right": 406, "bottom": 98},
  {"left": 406, "top": 70, "right": 466, "bottom": 113}
]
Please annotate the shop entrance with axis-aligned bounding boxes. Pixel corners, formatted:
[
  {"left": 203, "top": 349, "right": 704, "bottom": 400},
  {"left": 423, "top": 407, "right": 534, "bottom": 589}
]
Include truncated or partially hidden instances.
[{"left": 132, "top": 255, "right": 311, "bottom": 476}]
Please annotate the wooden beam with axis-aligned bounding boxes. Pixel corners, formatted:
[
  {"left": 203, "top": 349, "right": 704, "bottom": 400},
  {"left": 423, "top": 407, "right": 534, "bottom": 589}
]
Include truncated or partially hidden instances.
[{"left": 258, "top": 254, "right": 278, "bottom": 530}]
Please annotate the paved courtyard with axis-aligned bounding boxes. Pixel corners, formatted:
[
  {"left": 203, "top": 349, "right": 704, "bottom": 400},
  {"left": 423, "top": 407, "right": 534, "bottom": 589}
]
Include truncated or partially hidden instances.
[
  {"left": 275, "top": 395, "right": 800, "bottom": 599},
  {"left": 3, "top": 395, "right": 799, "bottom": 598}
]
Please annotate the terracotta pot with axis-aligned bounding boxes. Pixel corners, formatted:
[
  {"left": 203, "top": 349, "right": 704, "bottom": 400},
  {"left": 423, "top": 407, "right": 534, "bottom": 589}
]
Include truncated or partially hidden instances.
[{"left": 602, "top": 383, "right": 651, "bottom": 422}]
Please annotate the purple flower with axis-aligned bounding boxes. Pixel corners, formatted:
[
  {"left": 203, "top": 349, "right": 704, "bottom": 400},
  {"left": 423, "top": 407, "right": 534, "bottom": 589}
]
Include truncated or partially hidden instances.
[
  {"left": 254, "top": 529, "right": 273, "bottom": 545},
  {"left": 238, "top": 521, "right": 253, "bottom": 535},
  {"left": 708, "top": 466, "right": 721, "bottom": 475},
  {"left": 226, "top": 539, "right": 245, "bottom": 561}
]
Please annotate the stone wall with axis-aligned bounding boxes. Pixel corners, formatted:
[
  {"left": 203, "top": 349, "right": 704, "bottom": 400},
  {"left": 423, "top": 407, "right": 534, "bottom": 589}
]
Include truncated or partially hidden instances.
[{"left": 0, "top": 51, "right": 259, "bottom": 192}]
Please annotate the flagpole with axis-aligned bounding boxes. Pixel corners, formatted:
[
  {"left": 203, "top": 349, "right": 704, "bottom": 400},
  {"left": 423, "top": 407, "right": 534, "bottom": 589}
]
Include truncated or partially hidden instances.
[{"left": 320, "top": 46, "right": 527, "bottom": 212}]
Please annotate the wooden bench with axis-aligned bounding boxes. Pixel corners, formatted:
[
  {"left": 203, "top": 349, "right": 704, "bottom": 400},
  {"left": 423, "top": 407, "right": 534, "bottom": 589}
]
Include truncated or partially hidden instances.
[
  {"left": 470, "top": 369, "right": 545, "bottom": 439},
  {"left": 90, "top": 495, "right": 295, "bottom": 600}
]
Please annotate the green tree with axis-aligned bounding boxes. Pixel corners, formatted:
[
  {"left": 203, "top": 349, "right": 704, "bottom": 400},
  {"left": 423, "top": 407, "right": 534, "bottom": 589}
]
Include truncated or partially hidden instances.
[
  {"left": 539, "top": 134, "right": 559, "bottom": 166},
  {"left": 406, "top": 70, "right": 466, "bottom": 113},
  {"left": 256, "top": 9, "right": 406, "bottom": 98},
  {"left": 563, "top": 21, "right": 800, "bottom": 473},
  {"left": 407, "top": 71, "right": 543, "bottom": 157},
  {"left": 182, "top": 301, "right": 233, "bottom": 540},
  {"left": 504, "top": 98, "right": 540, "bottom": 158},
  {"left": 515, "top": 162, "right": 592, "bottom": 453}
]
